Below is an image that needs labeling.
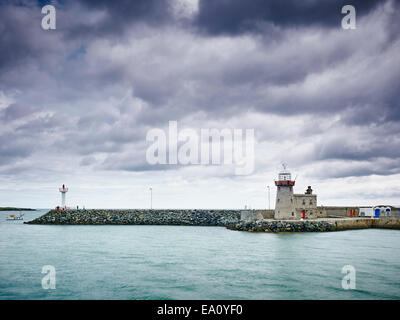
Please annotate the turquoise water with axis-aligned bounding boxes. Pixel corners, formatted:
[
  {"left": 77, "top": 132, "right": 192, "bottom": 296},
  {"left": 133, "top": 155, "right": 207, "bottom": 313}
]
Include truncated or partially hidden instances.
[{"left": 0, "top": 210, "right": 399, "bottom": 300}]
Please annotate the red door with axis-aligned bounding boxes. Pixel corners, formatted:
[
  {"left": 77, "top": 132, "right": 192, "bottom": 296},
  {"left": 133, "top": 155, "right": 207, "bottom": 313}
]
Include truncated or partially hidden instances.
[{"left": 302, "top": 210, "right": 305, "bottom": 219}]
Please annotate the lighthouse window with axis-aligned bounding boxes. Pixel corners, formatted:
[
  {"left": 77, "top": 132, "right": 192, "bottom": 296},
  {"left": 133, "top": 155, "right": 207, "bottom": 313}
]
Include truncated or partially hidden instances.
[
  {"left": 291, "top": 198, "right": 293, "bottom": 203},
  {"left": 278, "top": 198, "right": 280, "bottom": 203},
  {"left": 292, "top": 212, "right": 294, "bottom": 216},
  {"left": 310, "top": 199, "right": 313, "bottom": 205},
  {"left": 302, "top": 199, "right": 305, "bottom": 205}
]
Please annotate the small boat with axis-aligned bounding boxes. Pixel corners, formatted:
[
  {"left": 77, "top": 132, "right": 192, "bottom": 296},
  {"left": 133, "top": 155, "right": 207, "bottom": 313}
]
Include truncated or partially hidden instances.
[{"left": 6, "top": 213, "right": 24, "bottom": 220}]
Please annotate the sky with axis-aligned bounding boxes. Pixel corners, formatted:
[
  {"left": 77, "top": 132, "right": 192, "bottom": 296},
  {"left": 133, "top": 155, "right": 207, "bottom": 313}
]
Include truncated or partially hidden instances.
[{"left": 0, "top": 0, "right": 399, "bottom": 209}]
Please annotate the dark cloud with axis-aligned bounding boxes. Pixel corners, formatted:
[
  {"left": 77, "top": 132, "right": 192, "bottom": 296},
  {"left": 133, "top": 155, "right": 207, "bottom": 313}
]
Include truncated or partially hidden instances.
[
  {"left": 0, "top": 0, "right": 399, "bottom": 185},
  {"left": 196, "top": 0, "right": 382, "bottom": 35},
  {"left": 0, "top": 1, "right": 63, "bottom": 74},
  {"left": 78, "top": 0, "right": 172, "bottom": 22},
  {"left": 310, "top": 158, "right": 400, "bottom": 179},
  {"left": 64, "top": 0, "right": 175, "bottom": 39},
  {"left": 314, "top": 135, "right": 400, "bottom": 162}
]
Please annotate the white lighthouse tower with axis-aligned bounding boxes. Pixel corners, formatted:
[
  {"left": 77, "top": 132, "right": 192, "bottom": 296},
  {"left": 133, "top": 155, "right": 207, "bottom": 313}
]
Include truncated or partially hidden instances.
[
  {"left": 59, "top": 184, "right": 68, "bottom": 209},
  {"left": 274, "top": 164, "right": 296, "bottom": 220}
]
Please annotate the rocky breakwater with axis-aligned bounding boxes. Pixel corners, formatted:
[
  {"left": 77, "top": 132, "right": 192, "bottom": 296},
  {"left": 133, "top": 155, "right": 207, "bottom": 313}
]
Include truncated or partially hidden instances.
[
  {"left": 226, "top": 218, "right": 400, "bottom": 232},
  {"left": 25, "top": 209, "right": 241, "bottom": 226},
  {"left": 226, "top": 219, "right": 336, "bottom": 232}
]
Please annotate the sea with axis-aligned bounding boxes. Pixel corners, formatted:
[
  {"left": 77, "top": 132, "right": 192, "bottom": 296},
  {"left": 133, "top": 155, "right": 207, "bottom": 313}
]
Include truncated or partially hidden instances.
[{"left": 0, "top": 209, "right": 399, "bottom": 300}]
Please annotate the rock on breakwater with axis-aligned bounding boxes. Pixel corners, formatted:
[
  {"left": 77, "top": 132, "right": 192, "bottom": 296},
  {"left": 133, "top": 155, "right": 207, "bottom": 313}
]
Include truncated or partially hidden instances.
[
  {"left": 226, "top": 220, "right": 336, "bottom": 232},
  {"left": 25, "top": 209, "right": 241, "bottom": 226},
  {"left": 226, "top": 218, "right": 400, "bottom": 232}
]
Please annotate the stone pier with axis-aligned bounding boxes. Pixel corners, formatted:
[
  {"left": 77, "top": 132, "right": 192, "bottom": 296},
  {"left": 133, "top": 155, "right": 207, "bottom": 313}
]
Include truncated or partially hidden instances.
[{"left": 25, "top": 209, "right": 400, "bottom": 233}]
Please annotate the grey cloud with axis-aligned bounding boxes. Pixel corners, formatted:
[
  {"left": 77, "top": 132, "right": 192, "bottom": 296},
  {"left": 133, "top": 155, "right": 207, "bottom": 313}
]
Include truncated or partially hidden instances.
[
  {"left": 1, "top": 103, "right": 34, "bottom": 121},
  {"left": 102, "top": 160, "right": 175, "bottom": 173},
  {"left": 78, "top": 0, "right": 172, "bottom": 23},
  {"left": 309, "top": 158, "right": 400, "bottom": 179},
  {"left": 75, "top": 4, "right": 398, "bottom": 127},
  {"left": 64, "top": 0, "right": 176, "bottom": 40},
  {"left": 77, "top": 112, "right": 119, "bottom": 128},
  {"left": 15, "top": 114, "right": 60, "bottom": 134},
  {"left": 0, "top": 2, "right": 65, "bottom": 74},
  {"left": 99, "top": 145, "right": 161, "bottom": 172},
  {"left": 0, "top": 0, "right": 399, "bottom": 183},
  {"left": 314, "top": 135, "right": 400, "bottom": 162},
  {"left": 80, "top": 155, "right": 96, "bottom": 166},
  {"left": 196, "top": 0, "right": 382, "bottom": 35},
  {"left": 0, "top": 132, "right": 35, "bottom": 165}
]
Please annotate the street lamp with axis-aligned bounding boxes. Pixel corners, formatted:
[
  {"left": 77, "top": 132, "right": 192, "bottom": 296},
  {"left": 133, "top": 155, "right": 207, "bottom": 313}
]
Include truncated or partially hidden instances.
[{"left": 149, "top": 187, "right": 153, "bottom": 209}]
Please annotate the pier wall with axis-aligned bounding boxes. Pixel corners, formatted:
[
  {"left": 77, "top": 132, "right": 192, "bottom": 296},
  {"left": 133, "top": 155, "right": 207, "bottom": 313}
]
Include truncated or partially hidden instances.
[
  {"left": 256, "top": 209, "right": 275, "bottom": 219},
  {"left": 324, "top": 206, "right": 359, "bottom": 218},
  {"left": 334, "top": 217, "right": 400, "bottom": 231}
]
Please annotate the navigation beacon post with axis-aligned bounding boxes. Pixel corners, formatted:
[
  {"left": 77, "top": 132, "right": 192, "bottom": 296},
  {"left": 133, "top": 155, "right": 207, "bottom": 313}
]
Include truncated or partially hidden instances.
[{"left": 59, "top": 184, "right": 69, "bottom": 209}]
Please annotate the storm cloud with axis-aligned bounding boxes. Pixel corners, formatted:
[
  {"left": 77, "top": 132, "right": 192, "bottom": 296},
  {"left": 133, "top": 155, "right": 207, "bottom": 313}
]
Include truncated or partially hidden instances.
[
  {"left": 0, "top": 0, "right": 399, "bottom": 208},
  {"left": 196, "top": 0, "right": 381, "bottom": 34}
]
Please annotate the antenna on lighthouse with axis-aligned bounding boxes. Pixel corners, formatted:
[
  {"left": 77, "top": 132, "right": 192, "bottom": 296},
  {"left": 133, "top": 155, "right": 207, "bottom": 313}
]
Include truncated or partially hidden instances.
[{"left": 59, "top": 184, "right": 68, "bottom": 210}]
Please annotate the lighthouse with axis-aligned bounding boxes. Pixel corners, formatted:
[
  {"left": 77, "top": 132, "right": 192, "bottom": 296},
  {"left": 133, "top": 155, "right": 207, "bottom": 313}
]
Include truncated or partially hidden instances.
[
  {"left": 274, "top": 164, "right": 296, "bottom": 220},
  {"left": 59, "top": 184, "right": 68, "bottom": 209}
]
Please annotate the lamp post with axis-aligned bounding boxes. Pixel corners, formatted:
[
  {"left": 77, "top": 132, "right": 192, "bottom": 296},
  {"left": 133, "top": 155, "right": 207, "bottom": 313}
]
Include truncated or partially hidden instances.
[
  {"left": 267, "top": 185, "right": 270, "bottom": 210},
  {"left": 149, "top": 187, "right": 153, "bottom": 209}
]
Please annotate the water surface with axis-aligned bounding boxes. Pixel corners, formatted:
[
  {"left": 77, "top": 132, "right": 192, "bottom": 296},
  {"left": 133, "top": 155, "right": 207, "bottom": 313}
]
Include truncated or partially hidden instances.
[{"left": 0, "top": 210, "right": 399, "bottom": 299}]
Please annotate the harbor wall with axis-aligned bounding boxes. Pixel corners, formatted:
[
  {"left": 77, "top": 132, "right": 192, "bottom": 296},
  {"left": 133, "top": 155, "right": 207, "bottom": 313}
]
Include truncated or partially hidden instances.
[
  {"left": 334, "top": 217, "right": 400, "bottom": 231},
  {"left": 256, "top": 209, "right": 275, "bottom": 219},
  {"left": 324, "top": 206, "right": 359, "bottom": 218}
]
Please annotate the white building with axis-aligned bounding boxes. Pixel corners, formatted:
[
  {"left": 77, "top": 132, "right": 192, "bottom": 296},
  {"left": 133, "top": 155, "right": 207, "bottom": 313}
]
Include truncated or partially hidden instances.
[{"left": 359, "top": 207, "right": 374, "bottom": 217}]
